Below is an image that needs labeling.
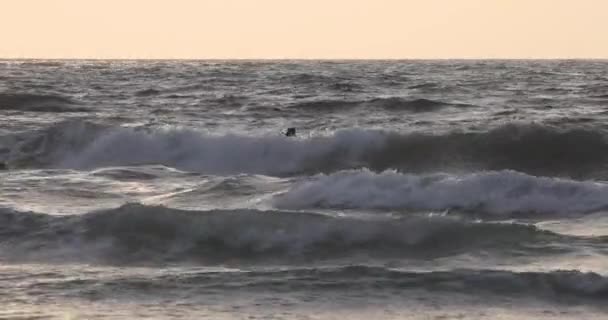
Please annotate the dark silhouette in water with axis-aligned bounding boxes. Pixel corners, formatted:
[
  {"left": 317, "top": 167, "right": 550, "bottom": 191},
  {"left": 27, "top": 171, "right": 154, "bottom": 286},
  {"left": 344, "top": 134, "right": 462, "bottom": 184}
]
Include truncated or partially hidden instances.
[
  {"left": 284, "top": 128, "right": 296, "bottom": 137},
  {"left": 0, "top": 162, "right": 6, "bottom": 170}
]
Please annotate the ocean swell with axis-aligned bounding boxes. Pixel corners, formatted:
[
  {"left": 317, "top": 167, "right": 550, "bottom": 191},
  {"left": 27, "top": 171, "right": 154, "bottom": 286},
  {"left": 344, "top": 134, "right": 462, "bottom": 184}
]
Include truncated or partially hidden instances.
[
  {"left": 275, "top": 169, "right": 608, "bottom": 216},
  {"left": 17, "top": 264, "right": 608, "bottom": 302},
  {"left": 201, "top": 266, "right": 608, "bottom": 300},
  {"left": 0, "top": 93, "right": 89, "bottom": 113},
  {"left": 289, "top": 97, "right": 469, "bottom": 112},
  {"left": 0, "top": 204, "right": 575, "bottom": 264}
]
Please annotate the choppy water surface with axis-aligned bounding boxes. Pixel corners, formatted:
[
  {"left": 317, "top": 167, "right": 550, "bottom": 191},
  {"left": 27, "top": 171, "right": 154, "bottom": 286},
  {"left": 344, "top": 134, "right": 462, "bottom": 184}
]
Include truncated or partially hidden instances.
[{"left": 1, "top": 60, "right": 608, "bottom": 319}]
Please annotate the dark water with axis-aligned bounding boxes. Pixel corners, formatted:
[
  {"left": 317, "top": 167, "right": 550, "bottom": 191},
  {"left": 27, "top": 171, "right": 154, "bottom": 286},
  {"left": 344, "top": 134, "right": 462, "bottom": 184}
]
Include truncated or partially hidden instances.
[{"left": 1, "top": 60, "right": 607, "bottom": 319}]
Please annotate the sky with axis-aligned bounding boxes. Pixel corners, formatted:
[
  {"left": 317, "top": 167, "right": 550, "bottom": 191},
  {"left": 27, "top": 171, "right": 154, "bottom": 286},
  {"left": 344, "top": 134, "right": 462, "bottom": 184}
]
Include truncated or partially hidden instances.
[{"left": 1, "top": 0, "right": 607, "bottom": 59}]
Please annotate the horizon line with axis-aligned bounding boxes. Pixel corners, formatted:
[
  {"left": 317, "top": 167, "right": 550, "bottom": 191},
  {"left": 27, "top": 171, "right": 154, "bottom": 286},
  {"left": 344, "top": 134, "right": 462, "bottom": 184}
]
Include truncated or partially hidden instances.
[{"left": 1, "top": 57, "right": 607, "bottom": 61}]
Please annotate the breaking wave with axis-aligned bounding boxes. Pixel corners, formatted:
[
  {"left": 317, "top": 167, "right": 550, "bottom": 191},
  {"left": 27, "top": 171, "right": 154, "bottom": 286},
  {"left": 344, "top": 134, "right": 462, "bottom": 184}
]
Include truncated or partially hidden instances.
[
  {"left": 0, "top": 204, "right": 581, "bottom": 264},
  {"left": 0, "top": 93, "right": 89, "bottom": 113},
  {"left": 4, "top": 120, "right": 608, "bottom": 178},
  {"left": 3, "top": 120, "right": 108, "bottom": 168},
  {"left": 275, "top": 169, "right": 608, "bottom": 216}
]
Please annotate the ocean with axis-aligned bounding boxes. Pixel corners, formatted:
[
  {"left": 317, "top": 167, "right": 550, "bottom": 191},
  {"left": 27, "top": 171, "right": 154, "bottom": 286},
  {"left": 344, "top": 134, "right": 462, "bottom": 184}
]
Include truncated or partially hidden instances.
[{"left": 0, "top": 60, "right": 607, "bottom": 319}]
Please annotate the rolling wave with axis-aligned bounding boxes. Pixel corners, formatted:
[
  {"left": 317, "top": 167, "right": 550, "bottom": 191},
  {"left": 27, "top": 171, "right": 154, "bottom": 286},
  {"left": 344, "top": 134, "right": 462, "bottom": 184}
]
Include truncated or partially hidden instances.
[
  {"left": 4, "top": 120, "right": 608, "bottom": 178},
  {"left": 0, "top": 204, "right": 582, "bottom": 264},
  {"left": 275, "top": 169, "right": 608, "bottom": 216}
]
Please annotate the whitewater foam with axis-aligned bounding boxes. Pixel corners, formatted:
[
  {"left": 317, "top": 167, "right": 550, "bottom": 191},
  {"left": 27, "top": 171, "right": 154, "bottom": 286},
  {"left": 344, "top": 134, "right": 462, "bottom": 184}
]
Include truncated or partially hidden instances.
[
  {"left": 5, "top": 120, "right": 387, "bottom": 174},
  {"left": 6, "top": 120, "right": 608, "bottom": 178}
]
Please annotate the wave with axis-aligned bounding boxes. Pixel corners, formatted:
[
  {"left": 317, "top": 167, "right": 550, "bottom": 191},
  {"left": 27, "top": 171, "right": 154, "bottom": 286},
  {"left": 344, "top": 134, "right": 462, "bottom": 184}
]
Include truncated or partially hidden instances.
[
  {"left": 16, "top": 61, "right": 65, "bottom": 67},
  {"left": 213, "top": 94, "right": 247, "bottom": 107},
  {"left": 275, "top": 169, "right": 608, "bottom": 216},
  {"left": 22, "top": 266, "right": 608, "bottom": 303},
  {"left": 408, "top": 82, "right": 439, "bottom": 89},
  {"left": 0, "top": 93, "right": 89, "bottom": 113},
  {"left": 38, "top": 265, "right": 608, "bottom": 302},
  {"left": 3, "top": 120, "right": 108, "bottom": 168},
  {"left": 199, "top": 266, "right": 608, "bottom": 301},
  {"left": 369, "top": 97, "right": 471, "bottom": 111},
  {"left": 287, "top": 267, "right": 608, "bottom": 301},
  {"left": 327, "top": 81, "right": 361, "bottom": 92},
  {"left": 4, "top": 120, "right": 389, "bottom": 173},
  {"left": 4, "top": 120, "right": 608, "bottom": 178},
  {"left": 134, "top": 88, "right": 161, "bottom": 97},
  {"left": 289, "top": 97, "right": 470, "bottom": 112},
  {"left": 0, "top": 204, "right": 581, "bottom": 264},
  {"left": 282, "top": 72, "right": 337, "bottom": 84}
]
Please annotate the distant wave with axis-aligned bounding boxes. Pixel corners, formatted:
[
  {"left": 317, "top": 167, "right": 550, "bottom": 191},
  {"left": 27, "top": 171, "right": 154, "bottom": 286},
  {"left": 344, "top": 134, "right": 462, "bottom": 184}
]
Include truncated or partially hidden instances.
[
  {"left": 0, "top": 93, "right": 89, "bottom": 113},
  {"left": 16, "top": 61, "right": 65, "bottom": 67},
  {"left": 213, "top": 94, "right": 247, "bottom": 107},
  {"left": 289, "top": 97, "right": 471, "bottom": 112},
  {"left": 134, "top": 88, "right": 161, "bottom": 97},
  {"left": 280, "top": 72, "right": 338, "bottom": 84},
  {"left": 591, "top": 94, "right": 608, "bottom": 99},
  {"left": 275, "top": 169, "right": 608, "bottom": 216},
  {"left": 4, "top": 120, "right": 608, "bottom": 178},
  {"left": 327, "top": 81, "right": 361, "bottom": 92},
  {"left": 0, "top": 204, "right": 585, "bottom": 264},
  {"left": 408, "top": 82, "right": 439, "bottom": 90}
]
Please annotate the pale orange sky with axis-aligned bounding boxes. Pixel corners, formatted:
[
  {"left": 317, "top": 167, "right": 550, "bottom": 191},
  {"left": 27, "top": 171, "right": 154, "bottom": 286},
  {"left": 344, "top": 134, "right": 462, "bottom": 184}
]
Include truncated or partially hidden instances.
[{"left": 1, "top": 0, "right": 607, "bottom": 59}]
